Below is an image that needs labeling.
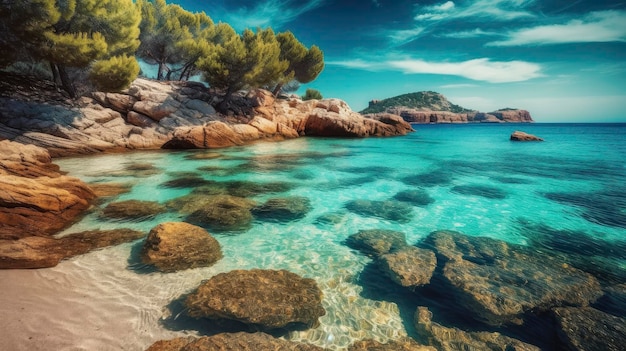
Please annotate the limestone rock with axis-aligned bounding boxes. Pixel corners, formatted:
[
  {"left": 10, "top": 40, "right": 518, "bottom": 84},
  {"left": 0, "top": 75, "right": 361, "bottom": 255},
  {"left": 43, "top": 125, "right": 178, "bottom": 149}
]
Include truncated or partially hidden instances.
[
  {"left": 553, "top": 307, "right": 626, "bottom": 351},
  {"left": 380, "top": 246, "right": 437, "bottom": 289},
  {"left": 393, "top": 189, "right": 435, "bottom": 206},
  {"left": 183, "top": 194, "right": 257, "bottom": 232},
  {"left": 0, "top": 229, "right": 144, "bottom": 269},
  {"left": 145, "top": 332, "right": 327, "bottom": 351},
  {"left": 0, "top": 141, "right": 96, "bottom": 239},
  {"left": 415, "top": 306, "right": 540, "bottom": 351},
  {"left": 141, "top": 222, "right": 222, "bottom": 272},
  {"left": 510, "top": 131, "right": 543, "bottom": 141},
  {"left": 252, "top": 196, "right": 312, "bottom": 222},
  {"left": 348, "top": 338, "right": 436, "bottom": 351},
  {"left": 424, "top": 231, "right": 603, "bottom": 325},
  {"left": 185, "top": 269, "right": 325, "bottom": 330},
  {"left": 346, "top": 229, "right": 407, "bottom": 257}
]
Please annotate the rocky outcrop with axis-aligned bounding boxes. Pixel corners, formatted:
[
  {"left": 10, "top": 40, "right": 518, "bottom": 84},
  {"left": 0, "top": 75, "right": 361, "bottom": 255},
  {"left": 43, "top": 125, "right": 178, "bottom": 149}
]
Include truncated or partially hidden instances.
[
  {"left": 346, "top": 229, "right": 408, "bottom": 257},
  {"left": 185, "top": 269, "right": 325, "bottom": 331},
  {"left": 415, "top": 306, "right": 540, "bottom": 351},
  {"left": 145, "top": 332, "right": 327, "bottom": 351},
  {"left": 140, "top": 222, "right": 222, "bottom": 272},
  {"left": 0, "top": 228, "right": 144, "bottom": 269},
  {"left": 0, "top": 140, "right": 96, "bottom": 239},
  {"left": 553, "top": 306, "right": 626, "bottom": 351},
  {"left": 423, "top": 231, "right": 603, "bottom": 325},
  {"left": 164, "top": 97, "right": 413, "bottom": 149},
  {"left": 510, "top": 131, "right": 543, "bottom": 141}
]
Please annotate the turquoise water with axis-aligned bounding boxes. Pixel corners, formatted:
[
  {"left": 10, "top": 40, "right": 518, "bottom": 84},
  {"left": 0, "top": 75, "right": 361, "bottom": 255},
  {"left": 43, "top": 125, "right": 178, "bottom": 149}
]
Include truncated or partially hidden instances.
[{"left": 37, "top": 123, "right": 626, "bottom": 349}]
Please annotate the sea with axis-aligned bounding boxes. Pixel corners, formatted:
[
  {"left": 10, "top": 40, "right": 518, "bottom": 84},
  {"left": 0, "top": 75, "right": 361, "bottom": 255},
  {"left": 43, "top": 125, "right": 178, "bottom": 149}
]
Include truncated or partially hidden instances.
[{"left": 1, "top": 123, "right": 624, "bottom": 350}]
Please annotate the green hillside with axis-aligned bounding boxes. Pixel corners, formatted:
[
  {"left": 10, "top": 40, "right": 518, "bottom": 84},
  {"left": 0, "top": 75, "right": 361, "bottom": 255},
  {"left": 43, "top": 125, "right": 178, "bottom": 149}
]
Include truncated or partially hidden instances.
[{"left": 360, "top": 91, "right": 474, "bottom": 114}]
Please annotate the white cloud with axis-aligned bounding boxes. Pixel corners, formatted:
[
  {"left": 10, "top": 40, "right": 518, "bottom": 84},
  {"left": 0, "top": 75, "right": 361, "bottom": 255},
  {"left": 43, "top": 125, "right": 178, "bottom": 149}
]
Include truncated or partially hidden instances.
[
  {"left": 488, "top": 10, "right": 626, "bottom": 46},
  {"left": 414, "top": 1, "right": 456, "bottom": 21},
  {"left": 440, "top": 28, "right": 499, "bottom": 38},
  {"left": 440, "top": 83, "right": 479, "bottom": 88},
  {"left": 224, "top": 0, "right": 324, "bottom": 31},
  {"left": 327, "top": 57, "right": 542, "bottom": 83}
]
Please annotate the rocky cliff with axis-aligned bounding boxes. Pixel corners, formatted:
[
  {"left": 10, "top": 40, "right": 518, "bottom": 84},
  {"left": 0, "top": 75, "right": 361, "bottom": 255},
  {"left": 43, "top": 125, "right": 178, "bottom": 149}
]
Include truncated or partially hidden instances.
[
  {"left": 361, "top": 91, "right": 533, "bottom": 124},
  {"left": 0, "top": 77, "right": 413, "bottom": 157}
]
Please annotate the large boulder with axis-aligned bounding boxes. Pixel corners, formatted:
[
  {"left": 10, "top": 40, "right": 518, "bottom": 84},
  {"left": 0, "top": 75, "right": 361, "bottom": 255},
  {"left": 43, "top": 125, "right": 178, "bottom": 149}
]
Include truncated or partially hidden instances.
[
  {"left": 167, "top": 194, "right": 256, "bottom": 232},
  {"left": 0, "top": 229, "right": 144, "bottom": 269},
  {"left": 141, "top": 222, "right": 222, "bottom": 272},
  {"left": 415, "top": 306, "right": 540, "bottom": 351},
  {"left": 100, "top": 200, "right": 167, "bottom": 221},
  {"left": 185, "top": 269, "right": 325, "bottom": 330},
  {"left": 145, "top": 332, "right": 327, "bottom": 351},
  {"left": 553, "top": 307, "right": 626, "bottom": 351},
  {"left": 424, "top": 231, "right": 603, "bottom": 325}
]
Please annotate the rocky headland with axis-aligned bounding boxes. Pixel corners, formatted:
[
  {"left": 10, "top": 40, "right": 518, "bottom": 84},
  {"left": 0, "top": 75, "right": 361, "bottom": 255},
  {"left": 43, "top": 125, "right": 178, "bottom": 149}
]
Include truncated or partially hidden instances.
[
  {"left": 0, "top": 75, "right": 412, "bottom": 268},
  {"left": 361, "top": 91, "right": 533, "bottom": 124}
]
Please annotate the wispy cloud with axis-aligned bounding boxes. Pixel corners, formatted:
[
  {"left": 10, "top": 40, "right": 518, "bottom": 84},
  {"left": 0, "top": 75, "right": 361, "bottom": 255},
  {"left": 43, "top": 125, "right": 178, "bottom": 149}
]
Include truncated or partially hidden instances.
[
  {"left": 440, "top": 83, "right": 479, "bottom": 89},
  {"left": 440, "top": 28, "right": 500, "bottom": 38},
  {"left": 414, "top": 0, "right": 535, "bottom": 22},
  {"left": 223, "top": 0, "right": 324, "bottom": 31},
  {"left": 328, "top": 56, "right": 542, "bottom": 83},
  {"left": 385, "top": 27, "right": 427, "bottom": 45},
  {"left": 488, "top": 10, "right": 626, "bottom": 46}
]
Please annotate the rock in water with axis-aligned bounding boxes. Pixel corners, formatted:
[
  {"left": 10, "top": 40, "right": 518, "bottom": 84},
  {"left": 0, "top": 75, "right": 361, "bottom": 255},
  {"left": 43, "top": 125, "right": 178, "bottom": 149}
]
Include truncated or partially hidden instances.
[
  {"left": 252, "top": 196, "right": 312, "bottom": 222},
  {"left": 346, "top": 229, "right": 408, "bottom": 256},
  {"left": 141, "top": 222, "right": 222, "bottom": 272},
  {"left": 145, "top": 332, "right": 327, "bottom": 351},
  {"left": 424, "top": 230, "right": 603, "bottom": 325},
  {"left": 185, "top": 269, "right": 325, "bottom": 330},
  {"left": 101, "top": 200, "right": 167, "bottom": 221},
  {"left": 415, "top": 306, "right": 541, "bottom": 351},
  {"left": 510, "top": 131, "right": 543, "bottom": 141},
  {"left": 553, "top": 307, "right": 626, "bottom": 351},
  {"left": 348, "top": 338, "right": 436, "bottom": 351},
  {"left": 380, "top": 246, "right": 437, "bottom": 289}
]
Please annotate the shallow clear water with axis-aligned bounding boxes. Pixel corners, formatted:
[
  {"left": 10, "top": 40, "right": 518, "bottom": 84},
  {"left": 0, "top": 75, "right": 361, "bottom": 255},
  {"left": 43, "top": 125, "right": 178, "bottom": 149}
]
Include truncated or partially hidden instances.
[{"left": 2, "top": 123, "right": 625, "bottom": 350}]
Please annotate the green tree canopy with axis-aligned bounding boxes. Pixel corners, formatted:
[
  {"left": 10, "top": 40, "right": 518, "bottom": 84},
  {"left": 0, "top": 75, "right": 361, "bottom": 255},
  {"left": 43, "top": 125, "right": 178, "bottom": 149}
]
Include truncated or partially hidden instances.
[
  {"left": 272, "top": 32, "right": 325, "bottom": 95},
  {"left": 302, "top": 88, "right": 323, "bottom": 101},
  {"left": 0, "top": 0, "right": 141, "bottom": 97}
]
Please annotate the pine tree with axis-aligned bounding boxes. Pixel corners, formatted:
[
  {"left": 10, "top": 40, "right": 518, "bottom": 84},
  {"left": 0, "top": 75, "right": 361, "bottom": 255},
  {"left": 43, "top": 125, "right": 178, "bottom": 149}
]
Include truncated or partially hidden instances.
[
  {"left": 272, "top": 32, "right": 325, "bottom": 96},
  {"left": 0, "top": 0, "right": 141, "bottom": 96},
  {"left": 302, "top": 88, "right": 323, "bottom": 101},
  {"left": 137, "top": 0, "right": 213, "bottom": 80}
]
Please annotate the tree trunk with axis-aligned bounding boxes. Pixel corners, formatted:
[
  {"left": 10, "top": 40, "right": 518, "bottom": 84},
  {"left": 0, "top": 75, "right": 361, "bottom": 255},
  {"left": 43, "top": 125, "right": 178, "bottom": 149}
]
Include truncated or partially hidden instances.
[
  {"left": 56, "top": 64, "right": 76, "bottom": 98},
  {"left": 272, "top": 83, "right": 284, "bottom": 97}
]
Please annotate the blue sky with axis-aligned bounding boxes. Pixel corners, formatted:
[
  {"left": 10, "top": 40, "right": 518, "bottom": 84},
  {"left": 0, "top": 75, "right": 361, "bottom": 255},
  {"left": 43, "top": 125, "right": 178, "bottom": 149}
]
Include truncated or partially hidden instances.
[{"left": 172, "top": 0, "right": 626, "bottom": 122}]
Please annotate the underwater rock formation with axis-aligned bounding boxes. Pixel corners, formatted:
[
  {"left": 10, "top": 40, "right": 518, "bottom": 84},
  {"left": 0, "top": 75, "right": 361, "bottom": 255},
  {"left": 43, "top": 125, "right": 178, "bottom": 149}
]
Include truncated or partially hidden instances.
[
  {"left": 552, "top": 306, "right": 626, "bottom": 351},
  {"left": 348, "top": 338, "right": 436, "bottom": 351},
  {"left": 380, "top": 246, "right": 437, "bottom": 289},
  {"left": 423, "top": 230, "right": 603, "bottom": 325},
  {"left": 252, "top": 196, "right": 312, "bottom": 222},
  {"left": 100, "top": 200, "right": 167, "bottom": 221},
  {"left": 346, "top": 229, "right": 408, "bottom": 257},
  {"left": 141, "top": 222, "right": 222, "bottom": 272},
  {"left": 185, "top": 269, "right": 325, "bottom": 331},
  {"left": 345, "top": 199, "right": 414, "bottom": 223},
  {"left": 145, "top": 332, "right": 327, "bottom": 351}
]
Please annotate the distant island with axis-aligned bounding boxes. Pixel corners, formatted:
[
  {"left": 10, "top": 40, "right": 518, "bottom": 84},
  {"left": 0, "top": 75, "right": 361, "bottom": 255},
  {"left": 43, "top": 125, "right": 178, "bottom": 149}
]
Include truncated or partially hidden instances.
[{"left": 361, "top": 91, "right": 533, "bottom": 123}]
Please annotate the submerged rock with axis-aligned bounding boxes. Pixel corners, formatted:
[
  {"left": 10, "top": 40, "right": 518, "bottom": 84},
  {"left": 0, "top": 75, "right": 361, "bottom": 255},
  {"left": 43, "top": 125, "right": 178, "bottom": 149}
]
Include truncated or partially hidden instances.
[
  {"left": 0, "top": 229, "right": 144, "bottom": 269},
  {"left": 544, "top": 190, "right": 626, "bottom": 229},
  {"left": 346, "top": 229, "right": 407, "bottom": 257},
  {"left": 553, "top": 307, "right": 626, "bottom": 351},
  {"left": 167, "top": 194, "right": 256, "bottom": 232},
  {"left": 415, "top": 306, "right": 541, "bottom": 351},
  {"left": 252, "top": 196, "right": 312, "bottom": 222},
  {"left": 345, "top": 199, "right": 414, "bottom": 222},
  {"left": 145, "top": 332, "right": 327, "bottom": 351},
  {"left": 185, "top": 269, "right": 325, "bottom": 330},
  {"left": 348, "top": 338, "right": 435, "bottom": 351},
  {"left": 100, "top": 200, "right": 167, "bottom": 221},
  {"left": 380, "top": 246, "right": 437, "bottom": 289},
  {"left": 393, "top": 189, "right": 435, "bottom": 206},
  {"left": 423, "top": 231, "right": 603, "bottom": 325},
  {"left": 141, "top": 222, "right": 222, "bottom": 272},
  {"left": 450, "top": 185, "right": 507, "bottom": 200},
  {"left": 510, "top": 131, "right": 543, "bottom": 141}
]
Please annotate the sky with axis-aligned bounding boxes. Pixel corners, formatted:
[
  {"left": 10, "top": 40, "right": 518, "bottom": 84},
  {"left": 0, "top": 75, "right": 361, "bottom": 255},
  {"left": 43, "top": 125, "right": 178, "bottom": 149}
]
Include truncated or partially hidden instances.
[{"left": 171, "top": 0, "right": 626, "bottom": 122}]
